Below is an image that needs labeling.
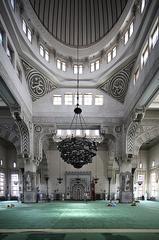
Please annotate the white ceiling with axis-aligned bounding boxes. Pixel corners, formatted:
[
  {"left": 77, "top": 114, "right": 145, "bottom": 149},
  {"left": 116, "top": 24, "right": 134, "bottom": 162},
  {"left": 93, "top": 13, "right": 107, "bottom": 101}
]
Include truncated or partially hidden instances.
[
  {"left": 148, "top": 94, "right": 159, "bottom": 109},
  {"left": 0, "top": 98, "right": 7, "bottom": 107}
]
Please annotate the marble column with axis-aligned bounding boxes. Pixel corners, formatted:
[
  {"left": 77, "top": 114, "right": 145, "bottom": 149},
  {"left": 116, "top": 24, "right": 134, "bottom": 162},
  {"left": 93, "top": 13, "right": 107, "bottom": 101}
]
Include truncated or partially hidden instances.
[
  {"left": 119, "top": 159, "right": 133, "bottom": 203},
  {"left": 23, "top": 160, "right": 37, "bottom": 203}
]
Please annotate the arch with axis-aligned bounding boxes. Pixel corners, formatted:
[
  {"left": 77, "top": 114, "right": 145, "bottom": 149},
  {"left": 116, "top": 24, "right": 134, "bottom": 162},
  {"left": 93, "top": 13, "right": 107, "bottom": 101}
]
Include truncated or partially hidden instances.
[
  {"left": 134, "top": 127, "right": 159, "bottom": 156},
  {"left": 0, "top": 124, "right": 21, "bottom": 154},
  {"left": 126, "top": 121, "right": 139, "bottom": 156},
  {"left": 33, "top": 125, "right": 56, "bottom": 165},
  {"left": 15, "top": 118, "right": 30, "bottom": 158}
]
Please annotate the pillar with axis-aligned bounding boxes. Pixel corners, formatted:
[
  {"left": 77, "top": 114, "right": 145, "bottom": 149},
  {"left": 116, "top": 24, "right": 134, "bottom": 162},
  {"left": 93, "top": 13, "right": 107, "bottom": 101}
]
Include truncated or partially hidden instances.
[
  {"left": 119, "top": 159, "right": 133, "bottom": 203},
  {"left": 23, "top": 160, "right": 37, "bottom": 203}
]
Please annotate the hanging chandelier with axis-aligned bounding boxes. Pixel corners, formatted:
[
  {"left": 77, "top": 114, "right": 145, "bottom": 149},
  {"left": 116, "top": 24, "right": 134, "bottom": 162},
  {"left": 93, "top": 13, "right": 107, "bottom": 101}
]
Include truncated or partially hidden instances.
[{"left": 56, "top": 44, "right": 100, "bottom": 168}]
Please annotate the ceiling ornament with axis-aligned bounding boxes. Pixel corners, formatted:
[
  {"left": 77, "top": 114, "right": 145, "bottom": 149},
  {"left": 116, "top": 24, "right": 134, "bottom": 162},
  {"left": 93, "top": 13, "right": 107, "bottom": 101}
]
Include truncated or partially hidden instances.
[
  {"left": 29, "top": 0, "right": 128, "bottom": 47},
  {"left": 21, "top": 60, "right": 56, "bottom": 101},
  {"left": 99, "top": 60, "right": 135, "bottom": 103}
]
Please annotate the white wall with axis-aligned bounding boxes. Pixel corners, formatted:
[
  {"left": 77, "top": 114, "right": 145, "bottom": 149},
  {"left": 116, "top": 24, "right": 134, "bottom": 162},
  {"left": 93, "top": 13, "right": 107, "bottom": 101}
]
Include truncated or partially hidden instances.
[
  {"left": 148, "top": 143, "right": 159, "bottom": 200},
  {"left": 46, "top": 147, "right": 110, "bottom": 196},
  {"left": 0, "top": 143, "right": 7, "bottom": 166}
]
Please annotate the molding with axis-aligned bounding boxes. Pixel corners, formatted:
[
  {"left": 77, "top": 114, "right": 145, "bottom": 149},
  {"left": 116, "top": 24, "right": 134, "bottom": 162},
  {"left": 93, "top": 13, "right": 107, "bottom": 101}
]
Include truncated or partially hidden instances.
[
  {"left": 134, "top": 126, "right": 159, "bottom": 155},
  {"left": 126, "top": 108, "right": 145, "bottom": 155}
]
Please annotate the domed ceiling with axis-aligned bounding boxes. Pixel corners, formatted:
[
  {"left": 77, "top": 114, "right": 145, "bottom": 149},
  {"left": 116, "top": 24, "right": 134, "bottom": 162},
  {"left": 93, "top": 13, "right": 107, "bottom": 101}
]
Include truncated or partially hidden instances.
[{"left": 29, "top": 0, "right": 128, "bottom": 47}]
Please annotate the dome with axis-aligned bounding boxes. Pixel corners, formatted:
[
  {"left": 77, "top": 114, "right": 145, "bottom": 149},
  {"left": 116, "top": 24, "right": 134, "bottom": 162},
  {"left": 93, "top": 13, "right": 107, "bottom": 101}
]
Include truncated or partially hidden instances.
[{"left": 29, "top": 0, "right": 128, "bottom": 47}]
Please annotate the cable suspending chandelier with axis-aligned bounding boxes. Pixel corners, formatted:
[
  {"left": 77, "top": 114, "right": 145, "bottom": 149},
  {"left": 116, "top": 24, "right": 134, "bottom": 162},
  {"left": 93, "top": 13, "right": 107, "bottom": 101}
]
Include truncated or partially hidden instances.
[{"left": 57, "top": 45, "right": 98, "bottom": 168}]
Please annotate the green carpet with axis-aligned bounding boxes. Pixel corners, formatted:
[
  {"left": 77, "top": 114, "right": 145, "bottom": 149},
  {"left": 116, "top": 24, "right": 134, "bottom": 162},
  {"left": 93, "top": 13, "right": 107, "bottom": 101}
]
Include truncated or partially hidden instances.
[
  {"left": 0, "top": 200, "right": 159, "bottom": 229},
  {"left": 0, "top": 233, "right": 159, "bottom": 240}
]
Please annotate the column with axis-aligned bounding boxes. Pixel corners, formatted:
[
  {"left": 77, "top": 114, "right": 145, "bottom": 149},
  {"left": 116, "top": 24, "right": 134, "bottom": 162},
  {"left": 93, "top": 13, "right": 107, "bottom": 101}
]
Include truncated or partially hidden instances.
[
  {"left": 23, "top": 160, "right": 37, "bottom": 203},
  {"left": 119, "top": 158, "right": 137, "bottom": 203}
]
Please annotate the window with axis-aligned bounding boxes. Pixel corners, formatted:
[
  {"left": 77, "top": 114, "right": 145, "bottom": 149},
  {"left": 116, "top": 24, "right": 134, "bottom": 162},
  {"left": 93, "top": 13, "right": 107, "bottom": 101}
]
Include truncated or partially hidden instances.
[
  {"left": 61, "top": 62, "right": 66, "bottom": 71},
  {"left": 134, "top": 68, "right": 139, "bottom": 85},
  {"left": 7, "top": 46, "right": 11, "bottom": 60},
  {"left": 65, "top": 94, "right": 73, "bottom": 105},
  {"left": 13, "top": 162, "right": 16, "bottom": 168},
  {"left": 141, "top": 44, "right": 149, "bottom": 68},
  {"left": 56, "top": 59, "right": 66, "bottom": 71},
  {"left": 57, "top": 129, "right": 62, "bottom": 136},
  {"left": 141, "top": 0, "right": 146, "bottom": 13},
  {"left": 150, "top": 172, "right": 157, "bottom": 197},
  {"left": 84, "top": 94, "right": 92, "bottom": 105},
  {"left": 40, "top": 45, "right": 50, "bottom": 62},
  {"left": 90, "top": 60, "right": 100, "bottom": 72},
  {"left": 10, "top": 0, "right": 15, "bottom": 10},
  {"left": 22, "top": 19, "right": 27, "bottom": 34},
  {"left": 0, "top": 31, "right": 2, "bottom": 44},
  {"left": 96, "top": 60, "right": 100, "bottom": 70},
  {"left": 137, "top": 174, "right": 144, "bottom": 198},
  {"left": 57, "top": 59, "right": 61, "bottom": 69},
  {"left": 74, "top": 94, "right": 82, "bottom": 105},
  {"left": 7, "top": 44, "right": 14, "bottom": 64},
  {"left": 85, "top": 130, "right": 90, "bottom": 136},
  {"left": 22, "top": 19, "right": 32, "bottom": 42},
  {"left": 139, "top": 162, "right": 143, "bottom": 169},
  {"left": 27, "top": 28, "right": 32, "bottom": 42},
  {"left": 73, "top": 65, "right": 78, "bottom": 74},
  {"left": 45, "top": 50, "right": 49, "bottom": 62},
  {"left": 129, "top": 22, "right": 134, "bottom": 37},
  {"left": 107, "top": 51, "right": 112, "bottom": 63},
  {"left": 16, "top": 65, "right": 22, "bottom": 82},
  {"left": 95, "top": 95, "right": 103, "bottom": 105},
  {"left": 95, "top": 130, "right": 99, "bottom": 136},
  {"left": 73, "top": 65, "right": 83, "bottom": 74},
  {"left": 79, "top": 65, "right": 83, "bottom": 74},
  {"left": 0, "top": 29, "right": 4, "bottom": 46},
  {"left": 112, "top": 47, "right": 117, "bottom": 58},
  {"left": 91, "top": 62, "right": 95, "bottom": 72},
  {"left": 76, "top": 129, "right": 81, "bottom": 136},
  {"left": 124, "top": 22, "right": 133, "bottom": 45},
  {"left": 53, "top": 95, "right": 62, "bottom": 105},
  {"left": 150, "top": 21, "right": 159, "bottom": 49},
  {"left": 40, "top": 45, "right": 44, "bottom": 57},
  {"left": 107, "top": 47, "right": 117, "bottom": 62},
  {"left": 11, "top": 174, "right": 19, "bottom": 197},
  {"left": 152, "top": 161, "right": 155, "bottom": 167},
  {"left": 67, "top": 130, "right": 71, "bottom": 136},
  {"left": 0, "top": 173, "right": 5, "bottom": 196},
  {"left": 124, "top": 31, "right": 129, "bottom": 45}
]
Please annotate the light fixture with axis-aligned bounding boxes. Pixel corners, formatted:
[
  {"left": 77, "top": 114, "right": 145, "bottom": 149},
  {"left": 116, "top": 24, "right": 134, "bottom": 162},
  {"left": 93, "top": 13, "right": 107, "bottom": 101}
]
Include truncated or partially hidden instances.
[
  {"left": 57, "top": 177, "right": 63, "bottom": 184},
  {"left": 56, "top": 44, "right": 99, "bottom": 168},
  {"left": 93, "top": 176, "right": 99, "bottom": 184},
  {"left": 57, "top": 152, "right": 63, "bottom": 184}
]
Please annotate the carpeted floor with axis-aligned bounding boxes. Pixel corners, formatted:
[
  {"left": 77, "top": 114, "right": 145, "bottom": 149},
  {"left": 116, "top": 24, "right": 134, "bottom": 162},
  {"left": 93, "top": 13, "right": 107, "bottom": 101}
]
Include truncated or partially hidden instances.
[
  {"left": 0, "top": 200, "right": 159, "bottom": 239},
  {"left": 0, "top": 232, "right": 159, "bottom": 240},
  {"left": 0, "top": 200, "right": 159, "bottom": 229}
]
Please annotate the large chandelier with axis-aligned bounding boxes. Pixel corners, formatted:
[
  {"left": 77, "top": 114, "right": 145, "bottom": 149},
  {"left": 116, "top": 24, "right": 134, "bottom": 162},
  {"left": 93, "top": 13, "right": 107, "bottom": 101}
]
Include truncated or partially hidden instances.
[
  {"left": 56, "top": 45, "right": 100, "bottom": 168},
  {"left": 57, "top": 114, "right": 98, "bottom": 168}
]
